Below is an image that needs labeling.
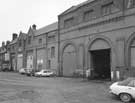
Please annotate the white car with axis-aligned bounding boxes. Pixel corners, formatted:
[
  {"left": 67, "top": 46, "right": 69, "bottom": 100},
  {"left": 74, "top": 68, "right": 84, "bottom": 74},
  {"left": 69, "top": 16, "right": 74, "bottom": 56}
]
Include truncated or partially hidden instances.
[
  {"left": 110, "top": 77, "right": 135, "bottom": 102},
  {"left": 35, "top": 69, "right": 55, "bottom": 77},
  {"left": 19, "top": 68, "right": 27, "bottom": 74}
]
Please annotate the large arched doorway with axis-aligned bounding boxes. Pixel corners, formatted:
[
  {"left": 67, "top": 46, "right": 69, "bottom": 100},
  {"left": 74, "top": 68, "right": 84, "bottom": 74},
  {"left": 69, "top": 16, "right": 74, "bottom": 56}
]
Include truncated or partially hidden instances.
[
  {"left": 126, "top": 33, "right": 135, "bottom": 76},
  {"left": 62, "top": 44, "right": 76, "bottom": 76},
  {"left": 88, "top": 38, "right": 111, "bottom": 80},
  {"left": 125, "top": 33, "right": 135, "bottom": 76}
]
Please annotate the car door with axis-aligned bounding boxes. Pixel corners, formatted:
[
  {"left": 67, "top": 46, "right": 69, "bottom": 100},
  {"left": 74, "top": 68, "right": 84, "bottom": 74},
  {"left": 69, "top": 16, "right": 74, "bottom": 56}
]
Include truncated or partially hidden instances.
[
  {"left": 125, "top": 80, "right": 135, "bottom": 97},
  {"left": 42, "top": 71, "right": 47, "bottom": 76}
]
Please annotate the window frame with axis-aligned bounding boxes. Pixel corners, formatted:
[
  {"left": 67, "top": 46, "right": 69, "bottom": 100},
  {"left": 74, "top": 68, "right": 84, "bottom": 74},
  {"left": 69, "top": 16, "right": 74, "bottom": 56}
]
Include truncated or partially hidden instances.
[
  {"left": 101, "top": 2, "right": 114, "bottom": 16},
  {"left": 38, "top": 38, "right": 42, "bottom": 44},
  {"left": 64, "top": 17, "right": 74, "bottom": 28},
  {"left": 28, "top": 36, "right": 31, "bottom": 44},
  {"left": 83, "top": 9, "right": 95, "bottom": 21},
  {"left": 51, "top": 46, "right": 55, "bottom": 58}
]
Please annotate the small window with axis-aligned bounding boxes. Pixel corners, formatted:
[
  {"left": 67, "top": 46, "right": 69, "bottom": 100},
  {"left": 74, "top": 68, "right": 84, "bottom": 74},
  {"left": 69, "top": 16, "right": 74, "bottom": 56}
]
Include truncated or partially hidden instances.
[
  {"left": 38, "top": 38, "right": 42, "bottom": 44},
  {"left": 28, "top": 36, "right": 31, "bottom": 44},
  {"left": 19, "top": 40, "right": 22, "bottom": 46},
  {"left": 48, "top": 35, "right": 55, "bottom": 42},
  {"left": 127, "top": 0, "right": 135, "bottom": 8},
  {"left": 51, "top": 47, "right": 55, "bottom": 58},
  {"left": 48, "top": 60, "right": 51, "bottom": 69},
  {"left": 64, "top": 17, "right": 74, "bottom": 28},
  {"left": 102, "top": 2, "right": 118, "bottom": 16},
  {"left": 12, "top": 46, "right": 14, "bottom": 50},
  {"left": 30, "top": 56, "right": 33, "bottom": 60},
  {"left": 83, "top": 10, "right": 95, "bottom": 21}
]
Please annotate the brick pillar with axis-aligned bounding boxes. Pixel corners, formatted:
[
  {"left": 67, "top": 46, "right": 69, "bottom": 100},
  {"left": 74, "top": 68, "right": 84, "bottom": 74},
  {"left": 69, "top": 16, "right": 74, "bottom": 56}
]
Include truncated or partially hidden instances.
[{"left": 33, "top": 49, "right": 37, "bottom": 71}]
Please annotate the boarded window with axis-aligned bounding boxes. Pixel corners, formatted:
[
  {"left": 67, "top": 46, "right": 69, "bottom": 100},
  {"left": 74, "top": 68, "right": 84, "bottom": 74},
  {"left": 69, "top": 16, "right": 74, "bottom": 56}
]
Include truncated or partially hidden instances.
[
  {"left": 64, "top": 17, "right": 74, "bottom": 28},
  {"left": 102, "top": 2, "right": 119, "bottom": 16},
  {"left": 38, "top": 38, "right": 42, "bottom": 44},
  {"left": 48, "top": 35, "right": 55, "bottom": 42},
  {"left": 83, "top": 10, "right": 95, "bottom": 21}
]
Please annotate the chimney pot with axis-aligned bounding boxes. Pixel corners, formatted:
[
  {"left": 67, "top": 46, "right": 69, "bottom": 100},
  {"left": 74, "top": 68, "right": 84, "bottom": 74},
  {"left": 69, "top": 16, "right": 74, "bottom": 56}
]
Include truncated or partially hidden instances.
[
  {"left": 12, "top": 33, "right": 18, "bottom": 40},
  {"left": 32, "top": 24, "right": 36, "bottom": 30}
]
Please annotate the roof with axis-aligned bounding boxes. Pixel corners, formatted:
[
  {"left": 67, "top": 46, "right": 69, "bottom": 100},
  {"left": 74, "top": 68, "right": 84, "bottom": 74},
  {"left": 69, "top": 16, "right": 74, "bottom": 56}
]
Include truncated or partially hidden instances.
[
  {"left": 59, "top": 0, "right": 95, "bottom": 16},
  {"left": 9, "top": 38, "right": 18, "bottom": 45},
  {"left": 35, "top": 22, "right": 58, "bottom": 36},
  {"left": 18, "top": 32, "right": 27, "bottom": 40}
]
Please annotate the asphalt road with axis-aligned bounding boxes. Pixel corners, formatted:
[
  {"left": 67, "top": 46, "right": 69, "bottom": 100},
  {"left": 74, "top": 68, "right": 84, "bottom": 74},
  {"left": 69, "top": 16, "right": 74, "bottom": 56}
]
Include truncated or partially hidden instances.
[{"left": 0, "top": 72, "right": 122, "bottom": 103}]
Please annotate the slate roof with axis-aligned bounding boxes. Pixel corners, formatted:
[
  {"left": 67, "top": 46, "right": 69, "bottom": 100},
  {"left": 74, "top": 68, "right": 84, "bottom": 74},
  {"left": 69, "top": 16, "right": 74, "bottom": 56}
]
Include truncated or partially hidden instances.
[
  {"left": 59, "top": 0, "right": 95, "bottom": 16},
  {"left": 9, "top": 38, "right": 18, "bottom": 45},
  {"left": 35, "top": 22, "right": 58, "bottom": 36}
]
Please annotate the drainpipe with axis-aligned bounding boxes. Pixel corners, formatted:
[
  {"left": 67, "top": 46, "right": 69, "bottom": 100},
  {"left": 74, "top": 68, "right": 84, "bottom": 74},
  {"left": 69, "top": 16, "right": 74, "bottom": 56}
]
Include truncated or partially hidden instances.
[
  {"left": 58, "top": 16, "right": 61, "bottom": 76},
  {"left": 46, "top": 33, "right": 48, "bottom": 69},
  {"left": 122, "top": 0, "right": 125, "bottom": 17}
]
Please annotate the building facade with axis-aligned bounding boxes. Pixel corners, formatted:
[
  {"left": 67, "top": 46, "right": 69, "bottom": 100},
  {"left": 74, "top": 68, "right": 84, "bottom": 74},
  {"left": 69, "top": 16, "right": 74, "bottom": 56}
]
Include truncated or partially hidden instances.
[
  {"left": 58, "top": 0, "right": 135, "bottom": 80},
  {"left": 9, "top": 33, "right": 18, "bottom": 71},
  {"left": 16, "top": 32, "right": 27, "bottom": 71},
  {"left": 24, "top": 23, "right": 58, "bottom": 73},
  {"left": 1, "top": 0, "right": 135, "bottom": 81},
  {"left": 0, "top": 41, "right": 10, "bottom": 71}
]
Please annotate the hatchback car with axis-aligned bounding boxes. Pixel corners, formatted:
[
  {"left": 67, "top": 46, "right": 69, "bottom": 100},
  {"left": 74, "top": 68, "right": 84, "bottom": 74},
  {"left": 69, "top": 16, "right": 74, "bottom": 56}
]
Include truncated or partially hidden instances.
[
  {"left": 110, "top": 77, "right": 135, "bottom": 102},
  {"left": 35, "top": 69, "right": 55, "bottom": 77}
]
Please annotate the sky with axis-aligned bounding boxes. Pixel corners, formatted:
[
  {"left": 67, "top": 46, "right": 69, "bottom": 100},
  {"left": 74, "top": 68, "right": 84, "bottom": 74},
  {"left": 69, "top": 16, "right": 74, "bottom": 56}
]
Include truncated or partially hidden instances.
[{"left": 0, "top": 0, "right": 87, "bottom": 46}]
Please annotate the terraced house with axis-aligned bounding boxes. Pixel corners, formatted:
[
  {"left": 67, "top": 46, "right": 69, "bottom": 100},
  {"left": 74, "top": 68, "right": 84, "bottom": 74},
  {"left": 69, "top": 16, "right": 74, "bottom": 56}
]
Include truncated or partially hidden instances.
[
  {"left": 25, "top": 23, "right": 58, "bottom": 73},
  {"left": 9, "top": 33, "right": 18, "bottom": 71},
  {"left": 58, "top": 0, "right": 135, "bottom": 80}
]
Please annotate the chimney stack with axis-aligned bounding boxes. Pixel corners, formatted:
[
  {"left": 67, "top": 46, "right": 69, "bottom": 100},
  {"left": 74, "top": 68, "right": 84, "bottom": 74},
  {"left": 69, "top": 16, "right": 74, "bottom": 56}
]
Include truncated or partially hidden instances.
[
  {"left": 2, "top": 41, "right": 5, "bottom": 47},
  {"left": 12, "top": 33, "right": 18, "bottom": 40},
  {"left": 6, "top": 41, "right": 10, "bottom": 45},
  {"left": 32, "top": 24, "right": 36, "bottom": 30}
]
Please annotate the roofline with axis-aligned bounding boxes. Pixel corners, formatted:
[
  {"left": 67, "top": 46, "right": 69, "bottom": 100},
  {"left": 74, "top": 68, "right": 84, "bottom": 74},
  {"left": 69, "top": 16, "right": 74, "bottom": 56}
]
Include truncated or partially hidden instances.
[
  {"left": 59, "top": 0, "right": 96, "bottom": 16},
  {"left": 34, "top": 29, "right": 57, "bottom": 37}
]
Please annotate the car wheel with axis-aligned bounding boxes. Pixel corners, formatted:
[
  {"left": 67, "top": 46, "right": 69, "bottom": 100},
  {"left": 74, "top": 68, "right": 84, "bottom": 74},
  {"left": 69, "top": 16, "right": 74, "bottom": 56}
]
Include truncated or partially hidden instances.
[{"left": 119, "top": 93, "right": 132, "bottom": 102}]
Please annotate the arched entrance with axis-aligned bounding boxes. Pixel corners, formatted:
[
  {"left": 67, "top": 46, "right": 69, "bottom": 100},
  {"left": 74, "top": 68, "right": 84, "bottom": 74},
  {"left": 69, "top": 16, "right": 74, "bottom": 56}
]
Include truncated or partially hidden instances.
[
  {"left": 88, "top": 37, "right": 112, "bottom": 80},
  {"left": 126, "top": 33, "right": 135, "bottom": 76},
  {"left": 62, "top": 44, "right": 77, "bottom": 76}
]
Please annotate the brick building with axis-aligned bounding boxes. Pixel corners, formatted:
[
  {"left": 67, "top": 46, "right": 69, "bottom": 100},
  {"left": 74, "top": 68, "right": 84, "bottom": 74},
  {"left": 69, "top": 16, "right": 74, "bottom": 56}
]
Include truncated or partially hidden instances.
[
  {"left": 58, "top": 0, "right": 135, "bottom": 80},
  {"left": 16, "top": 31, "right": 27, "bottom": 71},
  {"left": 25, "top": 23, "right": 58, "bottom": 73},
  {"left": 0, "top": 41, "right": 10, "bottom": 71},
  {"left": 9, "top": 33, "right": 18, "bottom": 71},
  {"left": 1, "top": 0, "right": 135, "bottom": 81}
]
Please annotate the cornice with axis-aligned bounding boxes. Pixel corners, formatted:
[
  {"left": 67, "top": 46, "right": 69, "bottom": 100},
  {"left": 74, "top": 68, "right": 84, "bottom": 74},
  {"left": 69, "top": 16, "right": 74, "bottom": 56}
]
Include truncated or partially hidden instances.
[{"left": 60, "top": 8, "right": 135, "bottom": 35}]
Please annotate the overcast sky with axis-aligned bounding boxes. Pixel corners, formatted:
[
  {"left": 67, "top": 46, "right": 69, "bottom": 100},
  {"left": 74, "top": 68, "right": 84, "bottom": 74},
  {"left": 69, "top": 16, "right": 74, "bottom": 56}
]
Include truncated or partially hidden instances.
[{"left": 0, "top": 0, "right": 87, "bottom": 45}]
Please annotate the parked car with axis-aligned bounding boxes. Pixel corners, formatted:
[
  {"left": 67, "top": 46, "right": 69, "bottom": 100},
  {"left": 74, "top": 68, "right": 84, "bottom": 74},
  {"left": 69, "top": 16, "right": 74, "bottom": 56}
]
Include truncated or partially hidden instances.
[
  {"left": 35, "top": 69, "right": 55, "bottom": 77},
  {"left": 26, "top": 69, "right": 35, "bottom": 76},
  {"left": 109, "top": 77, "right": 135, "bottom": 102},
  {"left": 19, "top": 68, "right": 27, "bottom": 74}
]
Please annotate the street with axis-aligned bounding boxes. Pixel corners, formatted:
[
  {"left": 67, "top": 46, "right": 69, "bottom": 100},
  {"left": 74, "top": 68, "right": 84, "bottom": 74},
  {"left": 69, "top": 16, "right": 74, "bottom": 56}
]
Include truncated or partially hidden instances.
[{"left": 0, "top": 72, "right": 122, "bottom": 103}]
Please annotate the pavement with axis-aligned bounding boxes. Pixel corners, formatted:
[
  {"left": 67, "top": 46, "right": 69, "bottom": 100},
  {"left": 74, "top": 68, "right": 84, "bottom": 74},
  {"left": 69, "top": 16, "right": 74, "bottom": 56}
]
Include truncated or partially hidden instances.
[{"left": 0, "top": 72, "right": 123, "bottom": 103}]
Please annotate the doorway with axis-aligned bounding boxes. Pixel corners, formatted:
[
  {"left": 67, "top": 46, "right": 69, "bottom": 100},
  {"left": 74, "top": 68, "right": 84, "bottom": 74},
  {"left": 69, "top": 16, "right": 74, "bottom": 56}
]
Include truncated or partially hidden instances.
[{"left": 90, "top": 49, "right": 111, "bottom": 80}]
